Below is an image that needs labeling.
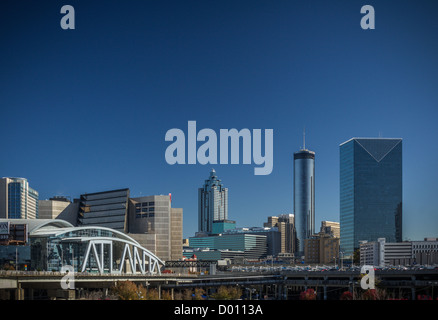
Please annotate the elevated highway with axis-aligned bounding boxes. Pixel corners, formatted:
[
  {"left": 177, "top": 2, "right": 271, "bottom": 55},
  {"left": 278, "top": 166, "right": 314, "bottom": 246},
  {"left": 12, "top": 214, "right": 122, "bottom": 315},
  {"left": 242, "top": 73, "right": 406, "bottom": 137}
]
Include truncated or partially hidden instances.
[{"left": 0, "top": 269, "right": 437, "bottom": 300}]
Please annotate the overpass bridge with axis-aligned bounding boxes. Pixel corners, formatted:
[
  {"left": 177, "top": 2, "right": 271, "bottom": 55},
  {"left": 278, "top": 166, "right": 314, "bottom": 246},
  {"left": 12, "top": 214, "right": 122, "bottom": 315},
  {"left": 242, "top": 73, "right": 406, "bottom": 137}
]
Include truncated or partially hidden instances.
[{"left": 0, "top": 269, "right": 437, "bottom": 300}]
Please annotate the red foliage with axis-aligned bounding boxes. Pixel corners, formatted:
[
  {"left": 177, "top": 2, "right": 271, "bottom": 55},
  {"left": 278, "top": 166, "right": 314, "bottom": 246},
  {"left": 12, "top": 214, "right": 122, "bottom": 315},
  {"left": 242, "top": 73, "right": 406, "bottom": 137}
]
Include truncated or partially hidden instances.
[
  {"left": 340, "top": 291, "right": 353, "bottom": 300},
  {"left": 300, "top": 288, "right": 316, "bottom": 300},
  {"left": 362, "top": 289, "right": 378, "bottom": 300}
]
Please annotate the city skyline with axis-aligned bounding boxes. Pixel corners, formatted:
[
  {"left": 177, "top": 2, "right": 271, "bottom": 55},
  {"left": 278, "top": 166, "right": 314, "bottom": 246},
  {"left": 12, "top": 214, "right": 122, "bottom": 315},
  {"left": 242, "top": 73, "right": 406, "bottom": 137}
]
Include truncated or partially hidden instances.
[{"left": 1, "top": 1, "right": 438, "bottom": 241}]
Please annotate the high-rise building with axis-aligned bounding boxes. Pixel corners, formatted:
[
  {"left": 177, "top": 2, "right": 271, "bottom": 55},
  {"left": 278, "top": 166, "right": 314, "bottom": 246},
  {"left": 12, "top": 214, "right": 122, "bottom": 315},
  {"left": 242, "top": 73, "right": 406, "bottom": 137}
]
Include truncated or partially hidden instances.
[
  {"left": 264, "top": 214, "right": 296, "bottom": 255},
  {"left": 294, "top": 138, "right": 315, "bottom": 256},
  {"left": 77, "top": 188, "right": 130, "bottom": 232},
  {"left": 340, "top": 138, "right": 402, "bottom": 259},
  {"left": 198, "top": 169, "right": 228, "bottom": 234},
  {"left": 128, "top": 194, "right": 183, "bottom": 261},
  {"left": 0, "top": 177, "right": 38, "bottom": 219}
]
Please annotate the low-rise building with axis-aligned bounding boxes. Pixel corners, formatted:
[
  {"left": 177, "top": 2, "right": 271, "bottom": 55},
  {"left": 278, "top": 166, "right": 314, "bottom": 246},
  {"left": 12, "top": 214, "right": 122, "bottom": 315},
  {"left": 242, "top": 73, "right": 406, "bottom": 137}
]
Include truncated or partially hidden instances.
[{"left": 359, "top": 238, "right": 438, "bottom": 266}]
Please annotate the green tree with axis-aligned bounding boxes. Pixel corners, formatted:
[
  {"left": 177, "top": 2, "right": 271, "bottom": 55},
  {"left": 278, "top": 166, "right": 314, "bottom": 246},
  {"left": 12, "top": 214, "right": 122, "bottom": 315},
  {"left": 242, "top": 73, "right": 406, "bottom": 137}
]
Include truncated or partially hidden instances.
[
  {"left": 112, "top": 281, "right": 144, "bottom": 300},
  {"left": 211, "top": 286, "right": 242, "bottom": 300},
  {"left": 194, "top": 288, "right": 206, "bottom": 300}
]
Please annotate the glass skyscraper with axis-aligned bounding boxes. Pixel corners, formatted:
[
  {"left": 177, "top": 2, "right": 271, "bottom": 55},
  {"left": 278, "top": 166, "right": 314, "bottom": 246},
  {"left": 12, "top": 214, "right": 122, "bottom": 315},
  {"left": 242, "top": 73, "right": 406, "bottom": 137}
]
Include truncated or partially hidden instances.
[
  {"left": 294, "top": 147, "right": 315, "bottom": 257},
  {"left": 0, "top": 177, "right": 39, "bottom": 219},
  {"left": 340, "top": 138, "right": 402, "bottom": 258},
  {"left": 198, "top": 169, "right": 228, "bottom": 234}
]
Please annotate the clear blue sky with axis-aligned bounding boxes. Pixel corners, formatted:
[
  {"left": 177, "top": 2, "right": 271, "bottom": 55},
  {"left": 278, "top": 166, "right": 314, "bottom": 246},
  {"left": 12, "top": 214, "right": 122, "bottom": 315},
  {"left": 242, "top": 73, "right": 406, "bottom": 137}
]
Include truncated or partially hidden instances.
[{"left": 1, "top": 1, "right": 437, "bottom": 240}]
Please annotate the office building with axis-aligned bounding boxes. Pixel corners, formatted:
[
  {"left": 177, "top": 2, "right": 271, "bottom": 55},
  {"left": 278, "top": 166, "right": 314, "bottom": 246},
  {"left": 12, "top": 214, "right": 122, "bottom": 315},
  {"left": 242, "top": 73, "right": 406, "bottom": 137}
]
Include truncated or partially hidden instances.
[
  {"left": 359, "top": 238, "right": 438, "bottom": 266},
  {"left": 224, "top": 226, "right": 281, "bottom": 257},
  {"left": 340, "top": 138, "right": 402, "bottom": 258},
  {"left": 189, "top": 233, "right": 267, "bottom": 261},
  {"left": 77, "top": 188, "right": 130, "bottom": 232},
  {"left": 212, "top": 220, "right": 236, "bottom": 234},
  {"left": 304, "top": 232, "right": 340, "bottom": 264},
  {"left": 170, "top": 207, "right": 183, "bottom": 260},
  {"left": 359, "top": 238, "right": 388, "bottom": 267},
  {"left": 294, "top": 140, "right": 315, "bottom": 256},
  {"left": 128, "top": 194, "right": 183, "bottom": 261},
  {"left": 320, "top": 221, "right": 340, "bottom": 238},
  {"left": 198, "top": 169, "right": 228, "bottom": 234},
  {"left": 412, "top": 238, "right": 438, "bottom": 265},
  {"left": 0, "top": 177, "right": 38, "bottom": 219},
  {"left": 264, "top": 214, "right": 296, "bottom": 255},
  {"left": 38, "top": 196, "right": 71, "bottom": 219}
]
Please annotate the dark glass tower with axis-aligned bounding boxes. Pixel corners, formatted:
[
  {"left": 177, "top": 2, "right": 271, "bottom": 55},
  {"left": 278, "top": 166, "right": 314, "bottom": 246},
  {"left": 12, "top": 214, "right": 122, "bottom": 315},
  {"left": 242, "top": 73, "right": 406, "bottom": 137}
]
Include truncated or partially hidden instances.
[
  {"left": 198, "top": 169, "right": 228, "bottom": 234},
  {"left": 340, "top": 138, "right": 402, "bottom": 258},
  {"left": 294, "top": 145, "right": 315, "bottom": 257}
]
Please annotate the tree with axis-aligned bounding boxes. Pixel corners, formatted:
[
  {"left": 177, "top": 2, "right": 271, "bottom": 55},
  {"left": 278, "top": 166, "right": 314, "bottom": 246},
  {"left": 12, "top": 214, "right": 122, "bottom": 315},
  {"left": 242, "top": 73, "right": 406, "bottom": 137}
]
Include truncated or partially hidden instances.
[
  {"left": 211, "top": 286, "right": 242, "bottom": 300},
  {"left": 340, "top": 291, "right": 353, "bottom": 300},
  {"left": 182, "top": 289, "right": 194, "bottom": 300},
  {"left": 112, "top": 281, "right": 144, "bottom": 300},
  {"left": 300, "top": 288, "right": 316, "bottom": 300},
  {"left": 194, "top": 288, "right": 206, "bottom": 300}
]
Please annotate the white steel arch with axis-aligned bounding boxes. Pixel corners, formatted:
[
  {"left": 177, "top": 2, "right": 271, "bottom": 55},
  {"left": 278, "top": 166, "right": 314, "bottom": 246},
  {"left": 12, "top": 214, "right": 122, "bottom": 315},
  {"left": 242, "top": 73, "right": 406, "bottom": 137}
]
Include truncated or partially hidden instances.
[{"left": 77, "top": 237, "right": 163, "bottom": 275}]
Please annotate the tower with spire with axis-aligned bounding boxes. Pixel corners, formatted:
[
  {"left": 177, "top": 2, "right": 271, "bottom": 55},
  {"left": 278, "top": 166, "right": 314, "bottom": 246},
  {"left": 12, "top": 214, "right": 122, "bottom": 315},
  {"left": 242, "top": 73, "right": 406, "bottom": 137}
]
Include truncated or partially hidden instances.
[
  {"left": 293, "top": 129, "right": 316, "bottom": 257},
  {"left": 198, "top": 169, "right": 228, "bottom": 234}
]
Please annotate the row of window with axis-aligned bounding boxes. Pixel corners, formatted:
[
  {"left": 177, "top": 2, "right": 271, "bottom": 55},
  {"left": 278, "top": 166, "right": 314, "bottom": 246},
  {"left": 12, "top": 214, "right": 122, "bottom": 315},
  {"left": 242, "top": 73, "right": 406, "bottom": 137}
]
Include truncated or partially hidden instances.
[
  {"left": 135, "top": 213, "right": 155, "bottom": 219},
  {"left": 135, "top": 202, "right": 155, "bottom": 208},
  {"left": 135, "top": 207, "right": 155, "bottom": 213}
]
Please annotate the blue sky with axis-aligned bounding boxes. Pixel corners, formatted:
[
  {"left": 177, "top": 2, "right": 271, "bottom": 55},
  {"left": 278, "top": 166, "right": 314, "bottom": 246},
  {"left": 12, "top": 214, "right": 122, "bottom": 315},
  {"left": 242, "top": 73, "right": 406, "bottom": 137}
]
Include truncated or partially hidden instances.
[{"left": 1, "top": 0, "right": 437, "bottom": 240}]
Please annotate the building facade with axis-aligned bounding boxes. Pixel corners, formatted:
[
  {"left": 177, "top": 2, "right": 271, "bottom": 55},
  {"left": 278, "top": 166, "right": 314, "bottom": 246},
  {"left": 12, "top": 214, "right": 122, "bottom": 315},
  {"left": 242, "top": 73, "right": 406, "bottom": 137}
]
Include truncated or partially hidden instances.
[
  {"left": 294, "top": 148, "right": 315, "bottom": 257},
  {"left": 38, "top": 196, "right": 71, "bottom": 219},
  {"left": 304, "top": 233, "right": 340, "bottom": 264},
  {"left": 198, "top": 169, "right": 228, "bottom": 234},
  {"left": 128, "top": 194, "right": 183, "bottom": 261},
  {"left": 212, "top": 220, "right": 236, "bottom": 234},
  {"left": 320, "top": 221, "right": 340, "bottom": 238},
  {"left": 264, "top": 214, "right": 296, "bottom": 255},
  {"left": 340, "top": 138, "right": 403, "bottom": 258},
  {"left": 359, "top": 238, "right": 438, "bottom": 266},
  {"left": 189, "top": 233, "right": 267, "bottom": 261},
  {"left": 0, "top": 177, "right": 38, "bottom": 220},
  {"left": 77, "top": 189, "right": 130, "bottom": 232}
]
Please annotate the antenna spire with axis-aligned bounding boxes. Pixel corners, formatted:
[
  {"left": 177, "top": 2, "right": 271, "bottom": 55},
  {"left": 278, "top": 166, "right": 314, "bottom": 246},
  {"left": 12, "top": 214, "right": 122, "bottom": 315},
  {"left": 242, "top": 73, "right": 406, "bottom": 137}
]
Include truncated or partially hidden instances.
[{"left": 303, "top": 127, "right": 306, "bottom": 150}]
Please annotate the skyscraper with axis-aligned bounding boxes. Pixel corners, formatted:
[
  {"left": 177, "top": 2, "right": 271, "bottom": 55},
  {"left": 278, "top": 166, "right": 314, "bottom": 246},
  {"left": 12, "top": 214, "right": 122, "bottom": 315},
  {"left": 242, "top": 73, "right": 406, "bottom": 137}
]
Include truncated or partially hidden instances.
[
  {"left": 294, "top": 139, "right": 315, "bottom": 257},
  {"left": 340, "top": 138, "right": 402, "bottom": 259},
  {"left": 0, "top": 177, "right": 39, "bottom": 219},
  {"left": 198, "top": 169, "right": 228, "bottom": 234}
]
